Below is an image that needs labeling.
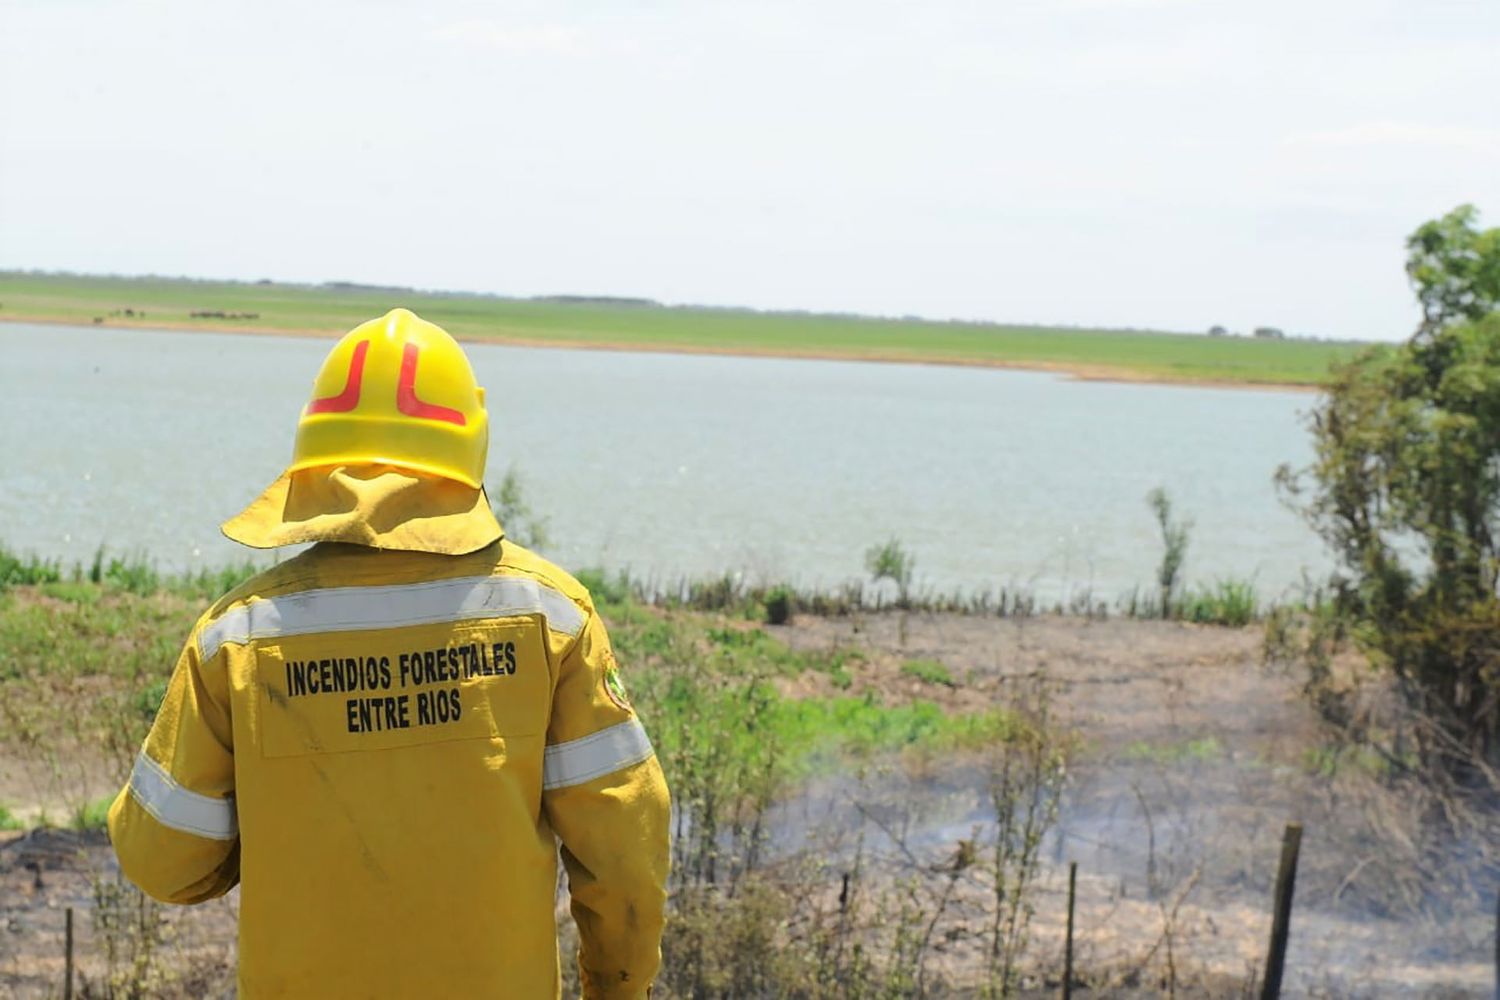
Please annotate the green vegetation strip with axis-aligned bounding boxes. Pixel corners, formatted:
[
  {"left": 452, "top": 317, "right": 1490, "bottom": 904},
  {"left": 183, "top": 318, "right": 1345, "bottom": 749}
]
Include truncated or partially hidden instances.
[
  {"left": 0, "top": 271, "right": 1368, "bottom": 386},
  {"left": 0, "top": 546, "right": 1014, "bottom": 832}
]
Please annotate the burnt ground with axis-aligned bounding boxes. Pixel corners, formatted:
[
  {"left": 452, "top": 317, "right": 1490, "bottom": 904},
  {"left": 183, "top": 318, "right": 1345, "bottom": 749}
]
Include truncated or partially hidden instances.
[
  {"left": 773, "top": 613, "right": 1495, "bottom": 997},
  {"left": 2, "top": 613, "right": 1495, "bottom": 997},
  {"left": 0, "top": 828, "right": 239, "bottom": 997}
]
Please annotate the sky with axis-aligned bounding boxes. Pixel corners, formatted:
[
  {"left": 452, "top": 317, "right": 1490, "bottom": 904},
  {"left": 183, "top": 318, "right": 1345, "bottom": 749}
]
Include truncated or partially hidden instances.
[{"left": 2, "top": 0, "right": 1498, "bottom": 341}]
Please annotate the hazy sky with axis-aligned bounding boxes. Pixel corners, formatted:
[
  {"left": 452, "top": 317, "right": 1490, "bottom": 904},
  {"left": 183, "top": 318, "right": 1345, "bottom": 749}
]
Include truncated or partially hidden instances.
[{"left": 3, "top": 0, "right": 1497, "bottom": 341}]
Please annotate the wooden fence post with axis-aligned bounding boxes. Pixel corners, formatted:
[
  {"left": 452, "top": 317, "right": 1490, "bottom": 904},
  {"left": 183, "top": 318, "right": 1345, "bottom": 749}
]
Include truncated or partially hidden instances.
[
  {"left": 1260, "top": 822, "right": 1303, "bottom": 1000},
  {"left": 1063, "top": 861, "right": 1078, "bottom": 1000},
  {"left": 64, "top": 906, "right": 74, "bottom": 1000}
]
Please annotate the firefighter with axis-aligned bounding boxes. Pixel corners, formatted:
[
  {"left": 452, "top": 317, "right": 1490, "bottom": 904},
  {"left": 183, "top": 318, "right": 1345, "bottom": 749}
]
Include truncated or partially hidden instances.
[{"left": 107, "top": 308, "right": 670, "bottom": 998}]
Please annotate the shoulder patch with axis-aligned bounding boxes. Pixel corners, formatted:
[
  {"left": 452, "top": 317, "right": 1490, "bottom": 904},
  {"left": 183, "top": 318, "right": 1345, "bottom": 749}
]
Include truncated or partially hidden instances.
[{"left": 602, "top": 650, "right": 632, "bottom": 712}]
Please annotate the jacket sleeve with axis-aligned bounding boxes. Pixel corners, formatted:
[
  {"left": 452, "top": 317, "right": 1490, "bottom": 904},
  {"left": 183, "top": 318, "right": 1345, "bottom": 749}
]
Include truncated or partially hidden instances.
[
  {"left": 542, "top": 608, "right": 671, "bottom": 1000},
  {"left": 107, "top": 620, "right": 240, "bottom": 904}
]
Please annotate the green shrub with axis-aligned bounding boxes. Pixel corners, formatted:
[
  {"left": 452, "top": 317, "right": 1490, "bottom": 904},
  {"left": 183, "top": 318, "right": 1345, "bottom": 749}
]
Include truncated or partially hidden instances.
[
  {"left": 574, "top": 567, "right": 632, "bottom": 610},
  {"left": 72, "top": 795, "right": 113, "bottom": 831},
  {"left": 900, "top": 658, "right": 956, "bottom": 687},
  {"left": 167, "top": 560, "right": 262, "bottom": 601},
  {"left": 1279, "top": 309, "right": 1500, "bottom": 764},
  {"left": 865, "top": 538, "right": 915, "bottom": 606},
  {"left": 763, "top": 585, "right": 794, "bottom": 626},
  {"left": 1177, "top": 579, "right": 1258, "bottom": 626},
  {"left": 0, "top": 542, "right": 62, "bottom": 589},
  {"left": 135, "top": 678, "right": 170, "bottom": 720}
]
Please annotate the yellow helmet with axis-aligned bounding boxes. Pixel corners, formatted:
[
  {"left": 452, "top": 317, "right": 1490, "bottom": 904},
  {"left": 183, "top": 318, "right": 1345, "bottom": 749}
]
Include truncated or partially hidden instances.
[{"left": 291, "top": 309, "right": 489, "bottom": 488}]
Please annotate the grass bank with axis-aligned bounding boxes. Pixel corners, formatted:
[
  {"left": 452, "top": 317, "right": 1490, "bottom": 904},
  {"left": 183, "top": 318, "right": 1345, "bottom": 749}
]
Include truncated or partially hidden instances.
[
  {"left": 0, "top": 547, "right": 1055, "bottom": 995},
  {"left": 0, "top": 271, "right": 1369, "bottom": 387},
  {"left": 0, "top": 560, "right": 1076, "bottom": 997},
  {"left": 3, "top": 546, "right": 1489, "bottom": 996},
  {"left": 0, "top": 549, "right": 1023, "bottom": 830}
]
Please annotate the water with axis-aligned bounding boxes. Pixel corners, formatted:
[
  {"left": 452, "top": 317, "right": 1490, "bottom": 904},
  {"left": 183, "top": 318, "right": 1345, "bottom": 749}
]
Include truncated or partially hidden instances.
[{"left": 0, "top": 322, "right": 1330, "bottom": 599}]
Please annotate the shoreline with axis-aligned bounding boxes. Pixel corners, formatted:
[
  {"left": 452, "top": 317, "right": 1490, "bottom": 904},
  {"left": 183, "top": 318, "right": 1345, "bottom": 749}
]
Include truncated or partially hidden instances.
[{"left": 0, "top": 313, "right": 1324, "bottom": 394}]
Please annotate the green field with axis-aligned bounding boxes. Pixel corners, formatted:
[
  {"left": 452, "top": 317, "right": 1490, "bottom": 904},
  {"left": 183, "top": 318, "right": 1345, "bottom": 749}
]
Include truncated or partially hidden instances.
[{"left": 0, "top": 271, "right": 1372, "bottom": 386}]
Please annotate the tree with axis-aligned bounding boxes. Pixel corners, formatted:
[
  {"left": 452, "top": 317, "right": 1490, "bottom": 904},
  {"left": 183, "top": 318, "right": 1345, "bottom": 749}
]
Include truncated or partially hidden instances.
[
  {"left": 1278, "top": 312, "right": 1500, "bottom": 767},
  {"left": 1405, "top": 204, "right": 1500, "bottom": 337}
]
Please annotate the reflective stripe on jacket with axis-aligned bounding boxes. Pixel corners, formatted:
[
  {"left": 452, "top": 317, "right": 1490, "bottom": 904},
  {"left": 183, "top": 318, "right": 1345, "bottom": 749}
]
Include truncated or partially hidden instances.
[{"left": 107, "top": 540, "right": 670, "bottom": 999}]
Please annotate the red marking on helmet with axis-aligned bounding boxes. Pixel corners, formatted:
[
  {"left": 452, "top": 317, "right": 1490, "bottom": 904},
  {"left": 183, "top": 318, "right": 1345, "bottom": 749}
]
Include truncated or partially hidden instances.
[
  {"left": 397, "top": 343, "right": 467, "bottom": 426},
  {"left": 306, "top": 339, "right": 370, "bottom": 414}
]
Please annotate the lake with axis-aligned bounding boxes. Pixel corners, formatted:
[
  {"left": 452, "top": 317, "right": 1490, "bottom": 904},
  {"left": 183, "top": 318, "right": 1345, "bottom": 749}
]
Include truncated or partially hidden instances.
[{"left": 0, "top": 322, "right": 1330, "bottom": 601}]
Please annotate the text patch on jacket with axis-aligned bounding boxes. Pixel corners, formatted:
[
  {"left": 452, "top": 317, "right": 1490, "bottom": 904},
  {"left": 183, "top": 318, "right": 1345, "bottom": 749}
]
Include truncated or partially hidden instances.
[{"left": 256, "top": 623, "right": 549, "bottom": 757}]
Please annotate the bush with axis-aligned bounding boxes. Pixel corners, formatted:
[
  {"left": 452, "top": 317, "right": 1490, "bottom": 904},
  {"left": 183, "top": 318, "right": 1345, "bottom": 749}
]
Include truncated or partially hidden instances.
[
  {"left": 0, "top": 542, "right": 62, "bottom": 589},
  {"left": 1279, "top": 311, "right": 1500, "bottom": 767},
  {"left": 763, "top": 585, "right": 794, "bottom": 626},
  {"left": 1177, "top": 579, "right": 1258, "bottom": 627}
]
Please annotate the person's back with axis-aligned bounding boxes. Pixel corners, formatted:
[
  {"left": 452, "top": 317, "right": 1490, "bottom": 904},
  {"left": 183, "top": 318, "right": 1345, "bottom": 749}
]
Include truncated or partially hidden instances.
[{"left": 107, "top": 310, "right": 670, "bottom": 998}]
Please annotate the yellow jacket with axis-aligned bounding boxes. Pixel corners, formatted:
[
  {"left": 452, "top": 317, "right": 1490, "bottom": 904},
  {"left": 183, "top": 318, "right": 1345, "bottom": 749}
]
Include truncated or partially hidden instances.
[{"left": 108, "top": 539, "right": 671, "bottom": 998}]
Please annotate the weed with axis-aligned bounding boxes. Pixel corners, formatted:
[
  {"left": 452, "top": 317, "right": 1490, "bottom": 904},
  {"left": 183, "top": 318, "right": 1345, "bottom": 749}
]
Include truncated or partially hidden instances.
[
  {"left": 489, "top": 465, "right": 551, "bottom": 551},
  {"left": 982, "top": 681, "right": 1068, "bottom": 996},
  {"left": 0, "top": 802, "right": 23, "bottom": 831},
  {"left": 573, "top": 567, "right": 631, "bottom": 609},
  {"left": 865, "top": 538, "right": 915, "bottom": 608},
  {"left": 0, "top": 542, "right": 62, "bottom": 589},
  {"left": 72, "top": 794, "right": 114, "bottom": 831},
  {"left": 1300, "top": 744, "right": 1388, "bottom": 779},
  {"left": 1123, "top": 737, "right": 1223, "bottom": 766},
  {"left": 1147, "top": 487, "right": 1192, "bottom": 613},
  {"left": 85, "top": 872, "right": 170, "bottom": 998},
  {"left": 900, "top": 658, "right": 956, "bottom": 688},
  {"left": 1177, "top": 579, "right": 1258, "bottom": 626},
  {"left": 764, "top": 584, "right": 794, "bottom": 625}
]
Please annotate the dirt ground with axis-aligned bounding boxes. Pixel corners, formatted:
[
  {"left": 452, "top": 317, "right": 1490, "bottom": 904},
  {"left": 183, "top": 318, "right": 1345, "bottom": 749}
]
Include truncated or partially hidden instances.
[
  {"left": 775, "top": 612, "right": 1496, "bottom": 997},
  {"left": 2, "top": 612, "right": 1494, "bottom": 997},
  {"left": 0, "top": 828, "right": 239, "bottom": 997},
  {"left": 776, "top": 612, "right": 1308, "bottom": 756}
]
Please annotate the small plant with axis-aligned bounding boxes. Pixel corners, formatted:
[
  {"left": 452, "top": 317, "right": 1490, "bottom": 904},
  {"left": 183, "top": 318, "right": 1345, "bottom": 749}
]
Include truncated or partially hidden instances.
[
  {"left": 0, "top": 802, "right": 23, "bottom": 831},
  {"left": 85, "top": 547, "right": 162, "bottom": 594},
  {"left": 1146, "top": 488, "right": 1191, "bottom": 615},
  {"left": 88, "top": 873, "right": 170, "bottom": 998},
  {"left": 573, "top": 567, "right": 632, "bottom": 609},
  {"left": 763, "top": 584, "right": 794, "bottom": 626},
  {"left": 134, "top": 678, "right": 171, "bottom": 720},
  {"left": 1177, "top": 579, "right": 1258, "bottom": 626},
  {"left": 865, "top": 538, "right": 915, "bottom": 608},
  {"left": 488, "top": 466, "right": 551, "bottom": 550},
  {"left": 72, "top": 794, "right": 113, "bottom": 831},
  {"left": 900, "top": 658, "right": 956, "bottom": 688},
  {"left": 0, "top": 541, "right": 62, "bottom": 589},
  {"left": 1123, "top": 736, "right": 1222, "bottom": 765},
  {"left": 982, "top": 681, "right": 1068, "bottom": 997}
]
